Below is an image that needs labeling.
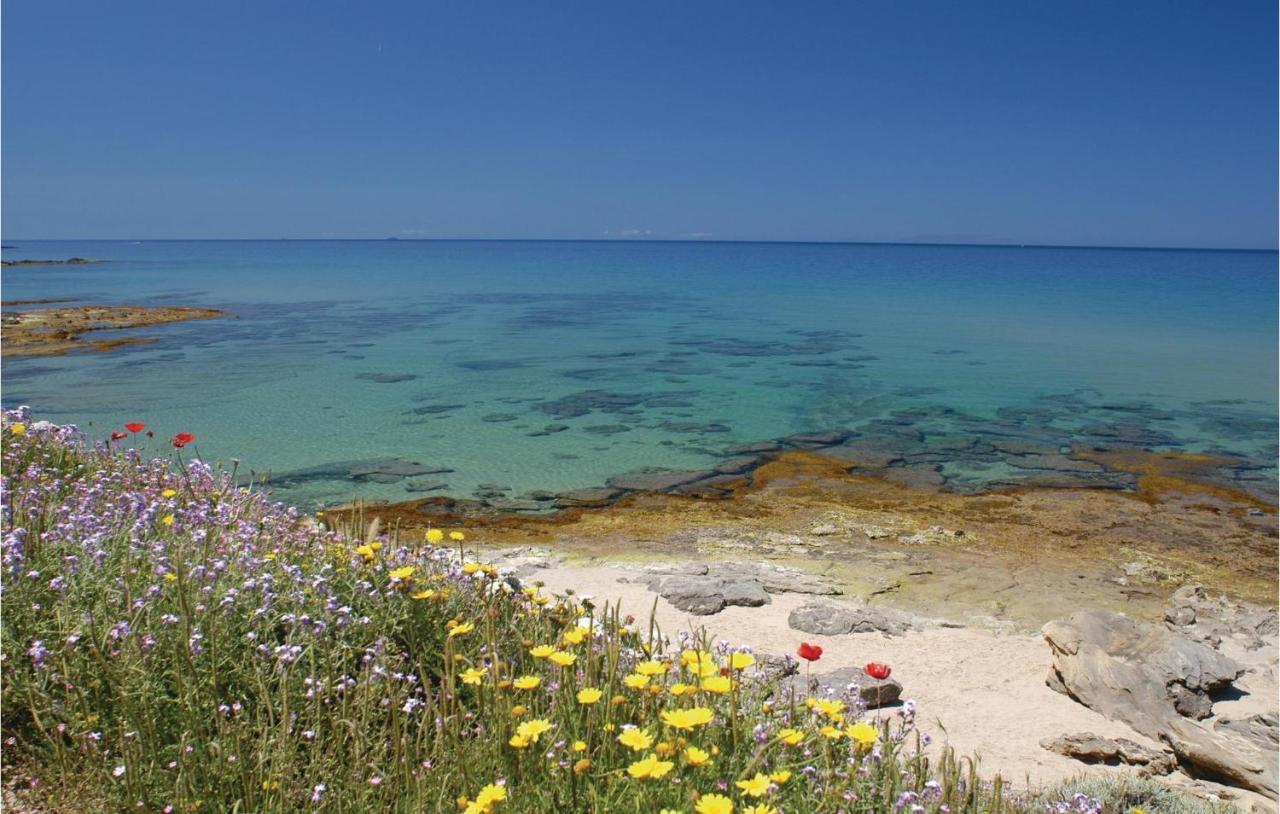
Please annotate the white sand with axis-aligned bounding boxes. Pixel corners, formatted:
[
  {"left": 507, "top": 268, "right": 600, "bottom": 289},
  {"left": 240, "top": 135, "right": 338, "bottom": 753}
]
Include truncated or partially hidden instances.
[{"left": 533, "top": 563, "right": 1276, "bottom": 793}]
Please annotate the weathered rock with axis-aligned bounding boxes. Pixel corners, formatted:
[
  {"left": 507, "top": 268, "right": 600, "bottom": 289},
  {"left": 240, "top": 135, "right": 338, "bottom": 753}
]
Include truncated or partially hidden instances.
[
  {"left": 714, "top": 456, "right": 759, "bottom": 475},
  {"left": 669, "top": 473, "right": 747, "bottom": 497},
  {"left": 1043, "top": 610, "right": 1275, "bottom": 799},
  {"left": 606, "top": 468, "right": 716, "bottom": 492},
  {"left": 404, "top": 479, "right": 449, "bottom": 492},
  {"left": 721, "top": 562, "right": 840, "bottom": 596},
  {"left": 487, "top": 547, "right": 561, "bottom": 580},
  {"left": 1039, "top": 733, "right": 1177, "bottom": 776},
  {"left": 788, "top": 602, "right": 914, "bottom": 637},
  {"left": 649, "top": 574, "right": 770, "bottom": 615},
  {"left": 1166, "top": 606, "right": 1197, "bottom": 627},
  {"left": 626, "top": 561, "right": 839, "bottom": 600},
  {"left": 554, "top": 487, "right": 623, "bottom": 508},
  {"left": 1162, "top": 717, "right": 1279, "bottom": 800},
  {"left": 1043, "top": 610, "right": 1244, "bottom": 725},
  {"left": 779, "top": 667, "right": 903, "bottom": 709},
  {"left": 809, "top": 523, "right": 840, "bottom": 536},
  {"left": 1165, "top": 584, "right": 1279, "bottom": 652},
  {"left": 782, "top": 429, "right": 856, "bottom": 449}
]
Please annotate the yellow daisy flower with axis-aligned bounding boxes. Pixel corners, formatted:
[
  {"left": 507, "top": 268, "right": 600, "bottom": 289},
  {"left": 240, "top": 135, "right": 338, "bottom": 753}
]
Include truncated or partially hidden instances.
[
  {"left": 695, "top": 793, "right": 733, "bottom": 814},
  {"left": 616, "top": 727, "right": 653, "bottom": 752},
  {"left": 776, "top": 727, "right": 804, "bottom": 746},
  {"left": 735, "top": 773, "right": 771, "bottom": 798},
  {"left": 846, "top": 721, "right": 878, "bottom": 748},
  {"left": 515, "top": 718, "right": 553, "bottom": 743},
  {"left": 660, "top": 707, "right": 714, "bottom": 730},
  {"left": 626, "top": 754, "right": 674, "bottom": 780},
  {"left": 548, "top": 651, "right": 576, "bottom": 667},
  {"left": 683, "top": 745, "right": 712, "bottom": 767}
]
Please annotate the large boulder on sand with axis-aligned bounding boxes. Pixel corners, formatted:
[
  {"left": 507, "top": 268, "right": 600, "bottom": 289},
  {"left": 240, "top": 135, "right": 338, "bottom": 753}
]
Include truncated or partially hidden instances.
[
  {"left": 1043, "top": 610, "right": 1276, "bottom": 800},
  {"left": 777, "top": 667, "right": 903, "bottom": 710}
]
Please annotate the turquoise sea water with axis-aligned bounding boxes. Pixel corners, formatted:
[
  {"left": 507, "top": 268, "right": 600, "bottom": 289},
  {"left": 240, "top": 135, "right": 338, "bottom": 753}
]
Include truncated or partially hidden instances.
[{"left": 2, "top": 240, "right": 1276, "bottom": 509}]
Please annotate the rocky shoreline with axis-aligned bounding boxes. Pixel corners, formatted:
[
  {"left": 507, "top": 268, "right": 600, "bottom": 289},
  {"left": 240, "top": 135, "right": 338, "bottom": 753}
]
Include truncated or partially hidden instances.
[
  {"left": 1, "top": 303, "right": 226, "bottom": 357},
  {"left": 329, "top": 445, "right": 1277, "bottom": 612}
]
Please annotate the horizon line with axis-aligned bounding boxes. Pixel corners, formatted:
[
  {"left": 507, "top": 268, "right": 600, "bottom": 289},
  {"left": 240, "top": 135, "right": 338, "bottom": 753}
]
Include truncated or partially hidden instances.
[{"left": 3, "top": 237, "right": 1276, "bottom": 253}]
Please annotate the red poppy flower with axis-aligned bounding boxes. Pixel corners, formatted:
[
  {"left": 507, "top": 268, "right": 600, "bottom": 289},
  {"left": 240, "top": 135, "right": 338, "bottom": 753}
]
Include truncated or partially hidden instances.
[
  {"left": 110, "top": 432, "right": 128, "bottom": 441},
  {"left": 170, "top": 432, "right": 195, "bottom": 448},
  {"left": 145, "top": 431, "right": 154, "bottom": 438},
  {"left": 124, "top": 423, "right": 145, "bottom": 433},
  {"left": 797, "top": 642, "right": 823, "bottom": 662},
  {"left": 864, "top": 662, "right": 891, "bottom": 680}
]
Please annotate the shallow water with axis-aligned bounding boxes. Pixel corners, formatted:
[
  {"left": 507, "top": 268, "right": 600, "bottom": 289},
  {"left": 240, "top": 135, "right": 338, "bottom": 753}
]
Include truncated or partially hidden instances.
[{"left": 2, "top": 240, "right": 1276, "bottom": 508}]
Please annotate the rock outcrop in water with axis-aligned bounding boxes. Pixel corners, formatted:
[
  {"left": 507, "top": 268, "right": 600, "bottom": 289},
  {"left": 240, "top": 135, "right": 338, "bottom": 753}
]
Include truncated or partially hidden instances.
[{"left": 2, "top": 304, "right": 225, "bottom": 357}]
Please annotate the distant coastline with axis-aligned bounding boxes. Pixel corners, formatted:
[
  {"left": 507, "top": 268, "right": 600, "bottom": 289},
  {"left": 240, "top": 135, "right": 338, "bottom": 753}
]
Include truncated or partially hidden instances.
[
  {"left": 3, "top": 238, "right": 1276, "bottom": 253},
  {"left": 0, "top": 257, "right": 106, "bottom": 267}
]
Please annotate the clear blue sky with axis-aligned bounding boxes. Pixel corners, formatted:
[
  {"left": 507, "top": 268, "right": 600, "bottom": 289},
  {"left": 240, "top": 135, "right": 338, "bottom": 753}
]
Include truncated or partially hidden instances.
[{"left": 3, "top": 1, "right": 1276, "bottom": 248}]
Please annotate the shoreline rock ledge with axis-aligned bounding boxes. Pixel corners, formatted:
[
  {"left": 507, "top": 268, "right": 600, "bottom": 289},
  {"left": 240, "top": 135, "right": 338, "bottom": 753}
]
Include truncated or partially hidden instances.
[{"left": 1042, "top": 609, "right": 1277, "bottom": 800}]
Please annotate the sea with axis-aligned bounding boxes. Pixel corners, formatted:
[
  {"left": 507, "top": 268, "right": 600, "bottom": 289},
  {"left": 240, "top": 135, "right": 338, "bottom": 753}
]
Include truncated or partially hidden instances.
[{"left": 2, "top": 240, "right": 1276, "bottom": 510}]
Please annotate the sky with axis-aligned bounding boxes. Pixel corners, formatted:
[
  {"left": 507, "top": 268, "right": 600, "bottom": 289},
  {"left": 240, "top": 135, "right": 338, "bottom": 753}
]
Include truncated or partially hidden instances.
[{"left": 2, "top": 2, "right": 1277, "bottom": 248}]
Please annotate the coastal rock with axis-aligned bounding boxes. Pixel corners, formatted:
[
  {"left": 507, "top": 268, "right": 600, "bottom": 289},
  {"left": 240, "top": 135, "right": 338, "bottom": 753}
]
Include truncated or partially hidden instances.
[
  {"left": 714, "top": 456, "right": 759, "bottom": 475},
  {"left": 782, "top": 429, "right": 856, "bottom": 449},
  {"left": 1043, "top": 610, "right": 1276, "bottom": 799},
  {"left": 779, "top": 668, "right": 903, "bottom": 709},
  {"left": 645, "top": 574, "right": 770, "bottom": 615},
  {"left": 669, "top": 473, "right": 747, "bottom": 498},
  {"left": 729, "top": 563, "right": 840, "bottom": 596},
  {"left": 605, "top": 468, "right": 715, "bottom": 492},
  {"left": 625, "top": 561, "right": 839, "bottom": 600},
  {"left": 788, "top": 602, "right": 914, "bottom": 637},
  {"left": 487, "top": 547, "right": 562, "bottom": 580},
  {"left": 1042, "top": 610, "right": 1244, "bottom": 727},
  {"left": 823, "top": 437, "right": 907, "bottom": 469},
  {"left": 1164, "top": 584, "right": 1279, "bottom": 652},
  {"left": 1039, "top": 733, "right": 1177, "bottom": 775},
  {"left": 554, "top": 487, "right": 623, "bottom": 508},
  {"left": 404, "top": 479, "right": 449, "bottom": 493}
]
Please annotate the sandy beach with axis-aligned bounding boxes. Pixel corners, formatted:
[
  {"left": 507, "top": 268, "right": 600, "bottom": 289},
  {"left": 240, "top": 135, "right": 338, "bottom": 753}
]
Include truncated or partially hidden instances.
[{"left": 528, "top": 563, "right": 1278, "bottom": 792}]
